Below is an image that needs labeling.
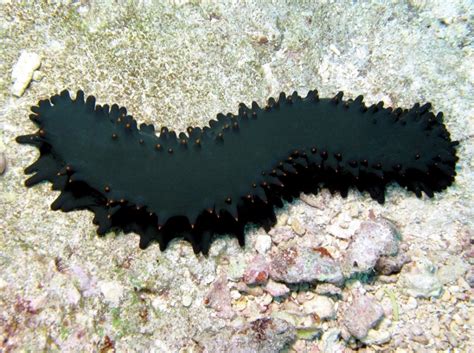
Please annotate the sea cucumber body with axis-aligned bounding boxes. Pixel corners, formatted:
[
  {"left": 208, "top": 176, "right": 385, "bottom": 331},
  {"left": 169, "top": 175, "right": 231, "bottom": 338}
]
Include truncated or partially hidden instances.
[{"left": 17, "top": 90, "right": 458, "bottom": 253}]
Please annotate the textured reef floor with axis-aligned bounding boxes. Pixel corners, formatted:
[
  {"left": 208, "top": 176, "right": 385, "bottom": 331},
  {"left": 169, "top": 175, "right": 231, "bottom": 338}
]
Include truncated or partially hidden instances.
[{"left": 0, "top": 1, "right": 473, "bottom": 352}]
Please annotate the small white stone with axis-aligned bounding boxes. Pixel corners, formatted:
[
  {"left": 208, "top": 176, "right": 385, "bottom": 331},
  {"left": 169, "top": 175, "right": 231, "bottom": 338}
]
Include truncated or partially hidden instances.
[
  {"left": 98, "top": 280, "right": 124, "bottom": 306},
  {"left": 11, "top": 51, "right": 41, "bottom": 97},
  {"left": 182, "top": 294, "right": 193, "bottom": 307},
  {"left": 230, "top": 289, "right": 241, "bottom": 300},
  {"left": 302, "top": 295, "right": 335, "bottom": 320},
  {"left": 255, "top": 234, "right": 272, "bottom": 254}
]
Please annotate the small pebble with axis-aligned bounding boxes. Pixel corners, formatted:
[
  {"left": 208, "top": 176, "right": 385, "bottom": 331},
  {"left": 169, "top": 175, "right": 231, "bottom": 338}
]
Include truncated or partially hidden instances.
[
  {"left": 182, "top": 294, "right": 193, "bottom": 307},
  {"left": 255, "top": 234, "right": 272, "bottom": 254},
  {"left": 264, "top": 279, "right": 290, "bottom": 297},
  {"left": 98, "top": 280, "right": 124, "bottom": 307},
  {"left": 255, "top": 293, "right": 273, "bottom": 307},
  {"left": 329, "top": 43, "right": 341, "bottom": 55},
  {"left": 204, "top": 274, "right": 235, "bottom": 319},
  {"left": 411, "top": 334, "right": 429, "bottom": 345},
  {"left": 0, "top": 153, "right": 6, "bottom": 175},
  {"left": 314, "top": 283, "right": 342, "bottom": 297},
  {"left": 343, "top": 218, "right": 401, "bottom": 276},
  {"left": 437, "top": 257, "right": 469, "bottom": 285},
  {"left": 290, "top": 218, "right": 306, "bottom": 236},
  {"left": 268, "top": 226, "right": 295, "bottom": 244},
  {"left": 464, "top": 267, "right": 474, "bottom": 288},
  {"left": 276, "top": 213, "right": 288, "bottom": 226},
  {"left": 441, "top": 291, "right": 451, "bottom": 302},
  {"left": 269, "top": 244, "right": 344, "bottom": 285},
  {"left": 405, "top": 297, "right": 418, "bottom": 310},
  {"left": 341, "top": 291, "right": 384, "bottom": 339},
  {"left": 32, "top": 70, "right": 44, "bottom": 81},
  {"left": 302, "top": 295, "right": 335, "bottom": 320},
  {"left": 233, "top": 297, "right": 248, "bottom": 311},
  {"left": 360, "top": 328, "right": 392, "bottom": 345},
  {"left": 452, "top": 313, "right": 464, "bottom": 325},
  {"left": 230, "top": 289, "right": 241, "bottom": 300},
  {"left": 243, "top": 255, "right": 269, "bottom": 285},
  {"left": 320, "top": 328, "right": 343, "bottom": 353}
]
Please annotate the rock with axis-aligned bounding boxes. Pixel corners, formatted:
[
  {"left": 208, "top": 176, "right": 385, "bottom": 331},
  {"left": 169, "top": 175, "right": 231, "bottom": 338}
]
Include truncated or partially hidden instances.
[
  {"left": 437, "top": 257, "right": 469, "bottom": 285},
  {"left": 0, "top": 153, "right": 6, "bottom": 175},
  {"left": 302, "top": 295, "right": 335, "bottom": 320},
  {"left": 98, "top": 280, "right": 124, "bottom": 307},
  {"left": 340, "top": 291, "right": 384, "bottom": 340},
  {"left": 264, "top": 279, "right": 290, "bottom": 297},
  {"left": 11, "top": 51, "right": 41, "bottom": 97},
  {"left": 375, "top": 252, "right": 411, "bottom": 275},
  {"left": 198, "top": 317, "right": 296, "bottom": 353},
  {"left": 400, "top": 260, "right": 443, "bottom": 298},
  {"left": 314, "top": 283, "right": 343, "bottom": 297},
  {"left": 269, "top": 244, "right": 344, "bottom": 285},
  {"left": 255, "top": 234, "right": 272, "bottom": 254},
  {"left": 343, "top": 218, "right": 401, "bottom": 276},
  {"left": 243, "top": 255, "right": 269, "bottom": 285},
  {"left": 360, "top": 328, "right": 391, "bottom": 345},
  {"left": 204, "top": 274, "right": 235, "bottom": 319}
]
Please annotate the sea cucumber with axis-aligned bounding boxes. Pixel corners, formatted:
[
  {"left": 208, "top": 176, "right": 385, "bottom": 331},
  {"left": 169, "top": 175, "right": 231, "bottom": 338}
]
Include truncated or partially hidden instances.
[{"left": 16, "top": 89, "right": 458, "bottom": 254}]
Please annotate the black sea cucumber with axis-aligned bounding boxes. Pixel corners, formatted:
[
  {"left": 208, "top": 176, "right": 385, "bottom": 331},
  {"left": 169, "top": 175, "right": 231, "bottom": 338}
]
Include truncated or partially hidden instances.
[{"left": 16, "top": 89, "right": 458, "bottom": 254}]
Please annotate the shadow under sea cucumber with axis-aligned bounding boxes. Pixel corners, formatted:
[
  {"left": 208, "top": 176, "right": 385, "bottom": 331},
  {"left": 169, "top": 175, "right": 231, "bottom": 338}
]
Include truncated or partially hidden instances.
[{"left": 16, "top": 89, "right": 459, "bottom": 254}]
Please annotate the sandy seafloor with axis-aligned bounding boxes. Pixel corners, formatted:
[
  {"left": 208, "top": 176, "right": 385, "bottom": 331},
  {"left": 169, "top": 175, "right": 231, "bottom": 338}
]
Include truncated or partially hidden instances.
[{"left": 0, "top": 1, "right": 473, "bottom": 352}]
